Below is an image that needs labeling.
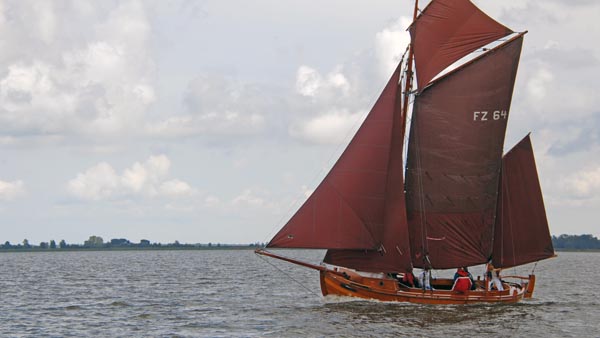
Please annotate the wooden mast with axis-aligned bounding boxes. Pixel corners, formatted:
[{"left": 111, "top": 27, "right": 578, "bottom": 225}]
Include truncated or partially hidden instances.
[{"left": 400, "top": 0, "right": 419, "bottom": 134}]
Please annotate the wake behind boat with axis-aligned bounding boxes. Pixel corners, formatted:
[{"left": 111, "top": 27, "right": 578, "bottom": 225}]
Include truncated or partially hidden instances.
[{"left": 257, "top": 0, "right": 555, "bottom": 305}]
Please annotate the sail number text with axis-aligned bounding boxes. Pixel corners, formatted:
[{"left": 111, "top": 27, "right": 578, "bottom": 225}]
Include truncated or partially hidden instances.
[{"left": 473, "top": 110, "right": 508, "bottom": 121}]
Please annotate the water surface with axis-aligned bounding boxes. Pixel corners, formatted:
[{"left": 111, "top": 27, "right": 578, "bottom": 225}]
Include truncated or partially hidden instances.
[{"left": 0, "top": 250, "right": 596, "bottom": 337}]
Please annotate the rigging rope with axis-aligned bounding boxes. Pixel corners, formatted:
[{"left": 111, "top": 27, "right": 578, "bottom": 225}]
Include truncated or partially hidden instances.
[{"left": 255, "top": 251, "right": 320, "bottom": 297}]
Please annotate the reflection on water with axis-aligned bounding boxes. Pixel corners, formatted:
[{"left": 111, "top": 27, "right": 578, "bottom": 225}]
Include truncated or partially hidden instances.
[{"left": 0, "top": 250, "right": 598, "bottom": 337}]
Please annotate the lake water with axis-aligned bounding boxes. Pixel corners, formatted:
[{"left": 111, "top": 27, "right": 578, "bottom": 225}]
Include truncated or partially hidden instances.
[{"left": 0, "top": 250, "right": 597, "bottom": 337}]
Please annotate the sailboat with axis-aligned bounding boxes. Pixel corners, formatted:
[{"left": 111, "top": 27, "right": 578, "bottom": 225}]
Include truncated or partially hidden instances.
[{"left": 256, "top": 0, "right": 555, "bottom": 304}]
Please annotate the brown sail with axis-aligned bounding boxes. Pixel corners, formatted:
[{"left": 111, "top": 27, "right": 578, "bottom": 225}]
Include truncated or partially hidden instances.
[
  {"left": 258, "top": 0, "right": 551, "bottom": 305},
  {"left": 324, "top": 81, "right": 412, "bottom": 273},
  {"left": 409, "top": 0, "right": 512, "bottom": 91},
  {"left": 492, "top": 135, "right": 555, "bottom": 268},
  {"left": 405, "top": 36, "right": 524, "bottom": 269},
  {"left": 268, "top": 65, "right": 402, "bottom": 249}
]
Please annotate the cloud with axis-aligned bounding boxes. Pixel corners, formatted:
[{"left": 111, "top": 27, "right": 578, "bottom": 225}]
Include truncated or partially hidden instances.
[
  {"left": 203, "top": 195, "right": 221, "bottom": 208},
  {"left": 67, "top": 162, "right": 120, "bottom": 201},
  {"left": 0, "top": 179, "right": 26, "bottom": 201},
  {"left": 232, "top": 188, "right": 270, "bottom": 208},
  {"left": 67, "top": 155, "right": 194, "bottom": 200},
  {"left": 295, "top": 65, "right": 350, "bottom": 98},
  {"left": 146, "top": 74, "right": 268, "bottom": 139},
  {"left": 287, "top": 18, "right": 411, "bottom": 145},
  {"left": 230, "top": 188, "right": 291, "bottom": 213},
  {"left": 374, "top": 17, "right": 412, "bottom": 78},
  {"left": 0, "top": 1, "right": 155, "bottom": 139},
  {"left": 526, "top": 66, "right": 554, "bottom": 105},
  {"left": 159, "top": 179, "right": 194, "bottom": 197},
  {"left": 289, "top": 108, "right": 365, "bottom": 145},
  {"left": 290, "top": 65, "right": 363, "bottom": 144},
  {"left": 559, "top": 166, "right": 600, "bottom": 205},
  {"left": 146, "top": 112, "right": 265, "bottom": 138}
]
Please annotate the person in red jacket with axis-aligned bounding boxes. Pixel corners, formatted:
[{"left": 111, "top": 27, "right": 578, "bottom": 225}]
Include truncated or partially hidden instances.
[
  {"left": 452, "top": 267, "right": 473, "bottom": 293},
  {"left": 401, "top": 268, "right": 415, "bottom": 287}
]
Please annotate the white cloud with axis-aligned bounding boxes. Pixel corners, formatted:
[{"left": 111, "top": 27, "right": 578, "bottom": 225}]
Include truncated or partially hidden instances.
[
  {"left": 147, "top": 75, "right": 267, "bottom": 138},
  {"left": 146, "top": 112, "right": 265, "bottom": 138},
  {"left": 160, "top": 179, "right": 194, "bottom": 197},
  {"left": 526, "top": 67, "right": 554, "bottom": 105},
  {"left": 232, "top": 189, "right": 268, "bottom": 208},
  {"left": 289, "top": 108, "right": 365, "bottom": 145},
  {"left": 289, "top": 64, "right": 365, "bottom": 144},
  {"left": 20, "top": 1, "right": 57, "bottom": 44},
  {"left": 67, "top": 162, "right": 120, "bottom": 201},
  {"left": 560, "top": 166, "right": 600, "bottom": 204},
  {"left": 295, "top": 65, "right": 350, "bottom": 98},
  {"left": 204, "top": 195, "right": 221, "bottom": 208},
  {"left": 0, "top": 179, "right": 25, "bottom": 201},
  {"left": 375, "top": 17, "right": 412, "bottom": 78},
  {"left": 287, "top": 17, "right": 413, "bottom": 146},
  {"left": 0, "top": 1, "right": 155, "bottom": 139},
  {"left": 121, "top": 155, "right": 170, "bottom": 196},
  {"left": 67, "top": 155, "right": 194, "bottom": 201},
  {"left": 230, "top": 188, "right": 286, "bottom": 212}
]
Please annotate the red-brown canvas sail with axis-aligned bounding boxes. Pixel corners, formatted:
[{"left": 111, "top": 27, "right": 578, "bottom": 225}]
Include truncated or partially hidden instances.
[
  {"left": 405, "top": 36, "right": 524, "bottom": 269},
  {"left": 268, "top": 66, "right": 402, "bottom": 249},
  {"left": 409, "top": 0, "right": 512, "bottom": 91},
  {"left": 492, "top": 135, "right": 555, "bottom": 268},
  {"left": 324, "top": 82, "right": 412, "bottom": 273}
]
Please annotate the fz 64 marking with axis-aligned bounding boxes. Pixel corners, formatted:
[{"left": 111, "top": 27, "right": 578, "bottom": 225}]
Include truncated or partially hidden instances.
[{"left": 473, "top": 110, "right": 508, "bottom": 121}]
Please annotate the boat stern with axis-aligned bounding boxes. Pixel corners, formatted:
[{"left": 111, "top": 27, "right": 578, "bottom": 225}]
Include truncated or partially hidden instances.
[{"left": 524, "top": 274, "right": 536, "bottom": 298}]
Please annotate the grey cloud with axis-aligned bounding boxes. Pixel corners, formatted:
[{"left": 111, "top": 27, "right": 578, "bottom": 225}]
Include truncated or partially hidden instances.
[
  {"left": 546, "top": 112, "right": 600, "bottom": 157},
  {"left": 531, "top": 47, "right": 598, "bottom": 70}
]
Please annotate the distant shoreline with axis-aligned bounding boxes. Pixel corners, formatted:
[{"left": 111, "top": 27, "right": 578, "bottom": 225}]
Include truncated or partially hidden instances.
[
  {"left": 3, "top": 234, "right": 597, "bottom": 253},
  {"left": 0, "top": 245, "right": 261, "bottom": 253},
  {"left": 554, "top": 248, "right": 600, "bottom": 252},
  {"left": 2, "top": 247, "right": 599, "bottom": 253}
]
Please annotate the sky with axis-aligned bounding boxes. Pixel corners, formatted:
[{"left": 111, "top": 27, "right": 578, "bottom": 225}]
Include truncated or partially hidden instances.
[{"left": 0, "top": 0, "right": 598, "bottom": 245}]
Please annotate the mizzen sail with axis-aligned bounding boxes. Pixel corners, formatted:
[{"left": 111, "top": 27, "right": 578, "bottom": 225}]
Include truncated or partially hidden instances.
[{"left": 492, "top": 135, "right": 555, "bottom": 268}]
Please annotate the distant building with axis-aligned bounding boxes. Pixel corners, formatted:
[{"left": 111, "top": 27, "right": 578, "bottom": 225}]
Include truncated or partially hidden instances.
[{"left": 110, "top": 238, "right": 130, "bottom": 246}]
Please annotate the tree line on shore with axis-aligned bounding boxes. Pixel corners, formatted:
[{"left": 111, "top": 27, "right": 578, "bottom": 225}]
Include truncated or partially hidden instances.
[
  {"left": 0, "top": 235, "right": 265, "bottom": 250},
  {"left": 1, "top": 234, "right": 598, "bottom": 251},
  {"left": 552, "top": 234, "right": 600, "bottom": 250}
]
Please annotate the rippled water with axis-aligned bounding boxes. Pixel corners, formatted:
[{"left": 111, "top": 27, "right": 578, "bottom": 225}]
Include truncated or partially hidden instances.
[{"left": 0, "top": 250, "right": 597, "bottom": 337}]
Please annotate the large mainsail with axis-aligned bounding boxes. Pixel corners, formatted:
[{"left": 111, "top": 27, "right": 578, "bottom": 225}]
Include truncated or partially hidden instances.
[
  {"left": 268, "top": 65, "right": 405, "bottom": 251},
  {"left": 409, "top": 0, "right": 512, "bottom": 91},
  {"left": 492, "top": 135, "right": 555, "bottom": 268},
  {"left": 405, "top": 36, "right": 524, "bottom": 269}
]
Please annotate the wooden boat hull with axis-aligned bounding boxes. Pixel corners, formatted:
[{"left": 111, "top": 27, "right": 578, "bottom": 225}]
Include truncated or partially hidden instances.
[{"left": 320, "top": 270, "right": 533, "bottom": 305}]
